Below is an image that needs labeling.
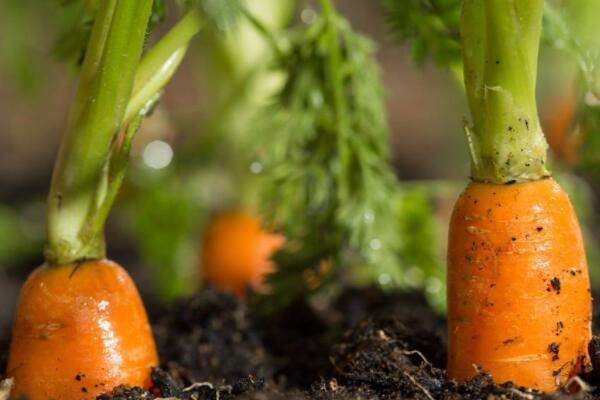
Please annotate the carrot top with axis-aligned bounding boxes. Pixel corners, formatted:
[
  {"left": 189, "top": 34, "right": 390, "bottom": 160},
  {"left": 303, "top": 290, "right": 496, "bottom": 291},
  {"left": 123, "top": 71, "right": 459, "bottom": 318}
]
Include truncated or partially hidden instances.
[
  {"left": 461, "top": 0, "right": 549, "bottom": 184},
  {"left": 45, "top": 2, "right": 206, "bottom": 266},
  {"left": 45, "top": 0, "right": 154, "bottom": 265}
]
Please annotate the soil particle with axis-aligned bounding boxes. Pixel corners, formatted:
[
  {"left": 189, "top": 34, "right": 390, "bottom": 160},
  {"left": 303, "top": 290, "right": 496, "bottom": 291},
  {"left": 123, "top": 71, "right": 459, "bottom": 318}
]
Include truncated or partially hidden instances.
[
  {"left": 589, "top": 337, "right": 600, "bottom": 384},
  {"left": 151, "top": 368, "right": 182, "bottom": 397},
  {"left": 548, "top": 342, "right": 561, "bottom": 361},
  {"left": 555, "top": 321, "right": 564, "bottom": 336},
  {"left": 97, "top": 386, "right": 155, "bottom": 400},
  {"left": 550, "top": 277, "right": 562, "bottom": 294},
  {"left": 501, "top": 337, "right": 520, "bottom": 346}
]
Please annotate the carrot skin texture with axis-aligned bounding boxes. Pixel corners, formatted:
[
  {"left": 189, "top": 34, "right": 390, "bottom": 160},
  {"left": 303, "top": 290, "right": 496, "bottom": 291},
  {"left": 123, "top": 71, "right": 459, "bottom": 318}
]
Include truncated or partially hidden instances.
[
  {"left": 6, "top": 259, "right": 158, "bottom": 400},
  {"left": 447, "top": 178, "right": 592, "bottom": 391},
  {"left": 201, "top": 211, "right": 285, "bottom": 296}
]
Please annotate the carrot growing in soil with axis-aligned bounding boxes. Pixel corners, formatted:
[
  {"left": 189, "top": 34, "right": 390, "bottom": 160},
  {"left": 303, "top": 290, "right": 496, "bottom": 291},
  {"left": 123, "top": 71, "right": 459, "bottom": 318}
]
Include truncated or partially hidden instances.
[
  {"left": 5, "top": 1, "right": 204, "bottom": 399},
  {"left": 447, "top": 0, "right": 592, "bottom": 391}
]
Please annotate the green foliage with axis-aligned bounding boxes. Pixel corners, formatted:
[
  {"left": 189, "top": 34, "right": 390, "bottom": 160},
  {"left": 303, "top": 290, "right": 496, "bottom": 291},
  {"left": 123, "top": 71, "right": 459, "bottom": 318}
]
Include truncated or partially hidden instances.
[
  {"left": 0, "top": 0, "right": 63, "bottom": 93},
  {"left": 117, "top": 0, "right": 294, "bottom": 301},
  {"left": 383, "top": 0, "right": 461, "bottom": 66},
  {"left": 125, "top": 171, "right": 203, "bottom": 300},
  {"left": 577, "top": 103, "right": 600, "bottom": 174},
  {"left": 542, "top": 2, "right": 600, "bottom": 93},
  {"left": 383, "top": 0, "right": 598, "bottom": 77},
  {"left": 0, "top": 204, "right": 44, "bottom": 267},
  {"left": 53, "top": 0, "right": 98, "bottom": 66},
  {"left": 250, "top": 5, "right": 402, "bottom": 310},
  {"left": 397, "top": 189, "right": 445, "bottom": 312}
]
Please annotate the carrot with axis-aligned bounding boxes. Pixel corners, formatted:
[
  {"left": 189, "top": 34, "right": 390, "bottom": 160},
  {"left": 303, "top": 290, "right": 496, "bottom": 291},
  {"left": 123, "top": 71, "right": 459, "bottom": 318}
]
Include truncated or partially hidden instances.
[
  {"left": 6, "top": 260, "right": 158, "bottom": 400},
  {"left": 448, "top": 0, "right": 592, "bottom": 391},
  {"left": 447, "top": 178, "right": 591, "bottom": 390},
  {"left": 201, "top": 210, "right": 285, "bottom": 296}
]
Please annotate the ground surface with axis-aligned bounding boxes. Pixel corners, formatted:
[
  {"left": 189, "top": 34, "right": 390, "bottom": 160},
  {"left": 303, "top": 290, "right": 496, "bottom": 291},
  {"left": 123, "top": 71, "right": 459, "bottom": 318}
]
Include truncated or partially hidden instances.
[{"left": 3, "top": 286, "right": 600, "bottom": 399}]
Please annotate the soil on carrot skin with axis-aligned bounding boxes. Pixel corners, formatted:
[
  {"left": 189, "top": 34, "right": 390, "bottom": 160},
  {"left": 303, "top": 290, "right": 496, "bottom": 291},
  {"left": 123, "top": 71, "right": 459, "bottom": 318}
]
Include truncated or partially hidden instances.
[{"left": 2, "top": 286, "right": 599, "bottom": 399}]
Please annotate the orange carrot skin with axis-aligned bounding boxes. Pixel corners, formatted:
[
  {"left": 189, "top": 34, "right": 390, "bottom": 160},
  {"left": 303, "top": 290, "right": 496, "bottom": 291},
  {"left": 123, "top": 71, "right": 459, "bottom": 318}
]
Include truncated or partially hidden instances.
[
  {"left": 447, "top": 178, "right": 591, "bottom": 391},
  {"left": 201, "top": 210, "right": 285, "bottom": 296},
  {"left": 6, "top": 259, "right": 158, "bottom": 400}
]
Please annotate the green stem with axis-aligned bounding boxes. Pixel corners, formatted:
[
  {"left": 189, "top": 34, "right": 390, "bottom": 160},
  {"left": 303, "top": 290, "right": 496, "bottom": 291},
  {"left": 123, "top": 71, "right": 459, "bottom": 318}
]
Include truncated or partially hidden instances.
[
  {"left": 45, "top": 0, "right": 153, "bottom": 265},
  {"left": 461, "top": 0, "right": 549, "bottom": 183},
  {"left": 124, "top": 9, "right": 202, "bottom": 124},
  {"left": 319, "top": 0, "right": 351, "bottom": 203},
  {"left": 91, "top": 115, "right": 144, "bottom": 238}
]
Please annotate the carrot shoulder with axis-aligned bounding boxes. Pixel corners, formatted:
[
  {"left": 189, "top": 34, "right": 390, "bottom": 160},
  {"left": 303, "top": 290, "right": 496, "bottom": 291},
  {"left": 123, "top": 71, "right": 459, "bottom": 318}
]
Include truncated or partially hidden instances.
[
  {"left": 447, "top": 178, "right": 591, "bottom": 390},
  {"left": 7, "top": 260, "right": 158, "bottom": 400}
]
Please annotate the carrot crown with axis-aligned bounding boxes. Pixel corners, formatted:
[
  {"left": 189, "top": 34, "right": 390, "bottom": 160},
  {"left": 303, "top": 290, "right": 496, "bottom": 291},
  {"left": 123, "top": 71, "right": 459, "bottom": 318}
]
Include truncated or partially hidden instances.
[{"left": 461, "top": 0, "right": 549, "bottom": 184}]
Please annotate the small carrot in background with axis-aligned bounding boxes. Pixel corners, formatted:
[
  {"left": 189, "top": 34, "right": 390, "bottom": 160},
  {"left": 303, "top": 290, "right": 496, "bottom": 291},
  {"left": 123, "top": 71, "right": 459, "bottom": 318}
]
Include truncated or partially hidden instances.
[
  {"left": 448, "top": 0, "right": 591, "bottom": 391},
  {"left": 201, "top": 210, "right": 285, "bottom": 296}
]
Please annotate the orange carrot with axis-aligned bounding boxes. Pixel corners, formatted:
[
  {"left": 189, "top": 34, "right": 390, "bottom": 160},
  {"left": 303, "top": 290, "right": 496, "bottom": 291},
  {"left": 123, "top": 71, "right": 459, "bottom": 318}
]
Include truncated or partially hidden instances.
[
  {"left": 449, "top": 1, "right": 592, "bottom": 391},
  {"left": 6, "top": 259, "right": 158, "bottom": 400},
  {"left": 201, "top": 210, "right": 285, "bottom": 296},
  {"left": 447, "top": 178, "right": 591, "bottom": 390}
]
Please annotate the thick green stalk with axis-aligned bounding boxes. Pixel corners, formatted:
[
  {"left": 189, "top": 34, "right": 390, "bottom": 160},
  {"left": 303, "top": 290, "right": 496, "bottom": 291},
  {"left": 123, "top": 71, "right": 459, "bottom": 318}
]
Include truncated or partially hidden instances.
[
  {"left": 124, "top": 9, "right": 202, "bottom": 124},
  {"left": 461, "top": 0, "right": 549, "bottom": 183},
  {"left": 46, "top": 0, "right": 153, "bottom": 265}
]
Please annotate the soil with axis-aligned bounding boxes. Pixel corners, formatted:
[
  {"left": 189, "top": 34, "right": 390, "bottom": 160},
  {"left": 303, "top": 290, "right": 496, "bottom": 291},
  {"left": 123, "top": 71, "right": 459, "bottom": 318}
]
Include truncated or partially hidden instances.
[{"left": 2, "top": 286, "right": 600, "bottom": 399}]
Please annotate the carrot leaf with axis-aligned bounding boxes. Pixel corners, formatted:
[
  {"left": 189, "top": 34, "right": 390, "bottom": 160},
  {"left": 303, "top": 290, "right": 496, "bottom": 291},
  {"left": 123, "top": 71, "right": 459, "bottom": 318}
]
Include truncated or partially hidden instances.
[
  {"left": 248, "top": 1, "right": 403, "bottom": 311},
  {"left": 383, "top": 0, "right": 461, "bottom": 67}
]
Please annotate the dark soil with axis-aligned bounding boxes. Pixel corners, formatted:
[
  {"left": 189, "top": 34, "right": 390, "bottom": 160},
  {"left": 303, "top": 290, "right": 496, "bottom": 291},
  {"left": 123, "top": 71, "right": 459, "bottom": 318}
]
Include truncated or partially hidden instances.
[{"left": 3, "top": 286, "right": 600, "bottom": 399}]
